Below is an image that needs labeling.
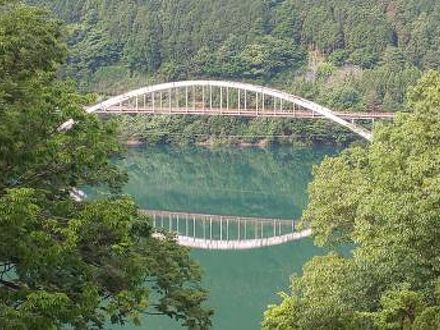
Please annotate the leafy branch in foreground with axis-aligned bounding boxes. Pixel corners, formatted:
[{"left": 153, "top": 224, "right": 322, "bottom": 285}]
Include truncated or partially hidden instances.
[
  {"left": 0, "top": 2, "right": 212, "bottom": 329},
  {"left": 263, "top": 72, "right": 440, "bottom": 329}
]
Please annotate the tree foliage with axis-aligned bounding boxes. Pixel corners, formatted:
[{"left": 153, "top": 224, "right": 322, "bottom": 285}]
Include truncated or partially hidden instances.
[
  {"left": 29, "top": 0, "right": 436, "bottom": 96},
  {"left": 263, "top": 71, "right": 440, "bottom": 329},
  {"left": 0, "top": 2, "right": 212, "bottom": 329}
]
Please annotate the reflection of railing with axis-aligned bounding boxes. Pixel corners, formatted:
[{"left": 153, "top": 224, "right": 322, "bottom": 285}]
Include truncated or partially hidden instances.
[{"left": 141, "top": 209, "right": 311, "bottom": 250}]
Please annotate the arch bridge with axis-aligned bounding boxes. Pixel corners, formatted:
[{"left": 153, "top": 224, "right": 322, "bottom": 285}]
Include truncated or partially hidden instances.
[
  {"left": 87, "top": 80, "right": 395, "bottom": 141},
  {"left": 64, "top": 81, "right": 397, "bottom": 249},
  {"left": 142, "top": 209, "right": 311, "bottom": 250}
]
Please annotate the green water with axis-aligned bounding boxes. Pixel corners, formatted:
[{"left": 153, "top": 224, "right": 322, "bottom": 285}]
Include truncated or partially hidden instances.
[{"left": 114, "top": 145, "right": 340, "bottom": 330}]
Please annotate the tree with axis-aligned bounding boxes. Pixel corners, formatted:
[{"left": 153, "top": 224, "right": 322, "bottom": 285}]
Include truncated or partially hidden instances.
[
  {"left": 263, "top": 71, "right": 440, "bottom": 329},
  {"left": 301, "top": 6, "right": 342, "bottom": 53},
  {"left": 0, "top": 2, "right": 212, "bottom": 329},
  {"left": 239, "top": 36, "right": 305, "bottom": 79},
  {"left": 124, "top": 3, "right": 163, "bottom": 74}
]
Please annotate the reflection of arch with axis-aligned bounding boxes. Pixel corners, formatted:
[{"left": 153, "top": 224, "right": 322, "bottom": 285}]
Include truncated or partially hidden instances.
[
  {"left": 87, "top": 80, "right": 373, "bottom": 140},
  {"left": 145, "top": 209, "right": 311, "bottom": 250},
  {"left": 177, "top": 231, "right": 312, "bottom": 250}
]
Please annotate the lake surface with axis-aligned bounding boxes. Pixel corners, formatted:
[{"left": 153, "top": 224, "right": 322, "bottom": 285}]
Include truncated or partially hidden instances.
[{"left": 113, "top": 145, "right": 341, "bottom": 329}]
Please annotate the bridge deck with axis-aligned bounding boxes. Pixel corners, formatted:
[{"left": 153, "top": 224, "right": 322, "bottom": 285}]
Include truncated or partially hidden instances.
[{"left": 98, "top": 107, "right": 395, "bottom": 120}]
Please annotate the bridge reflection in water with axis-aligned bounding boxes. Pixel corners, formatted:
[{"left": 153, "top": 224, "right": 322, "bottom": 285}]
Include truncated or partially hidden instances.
[{"left": 142, "top": 209, "right": 311, "bottom": 250}]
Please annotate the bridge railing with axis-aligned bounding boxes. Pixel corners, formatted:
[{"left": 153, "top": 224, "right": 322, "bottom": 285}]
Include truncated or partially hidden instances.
[{"left": 86, "top": 80, "right": 380, "bottom": 140}]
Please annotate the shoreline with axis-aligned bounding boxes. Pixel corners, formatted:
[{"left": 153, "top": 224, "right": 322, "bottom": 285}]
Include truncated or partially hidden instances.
[{"left": 122, "top": 137, "right": 352, "bottom": 149}]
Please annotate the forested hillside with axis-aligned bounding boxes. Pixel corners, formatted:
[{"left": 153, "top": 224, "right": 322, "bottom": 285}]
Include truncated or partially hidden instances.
[{"left": 29, "top": 0, "right": 440, "bottom": 143}]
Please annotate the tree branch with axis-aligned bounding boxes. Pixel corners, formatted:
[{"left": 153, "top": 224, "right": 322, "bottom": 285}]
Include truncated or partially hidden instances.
[{"left": 0, "top": 279, "right": 22, "bottom": 291}]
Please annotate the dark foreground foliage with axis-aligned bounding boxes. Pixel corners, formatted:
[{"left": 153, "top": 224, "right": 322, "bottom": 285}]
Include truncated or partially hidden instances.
[
  {"left": 263, "top": 71, "right": 440, "bottom": 329},
  {"left": 0, "top": 2, "right": 212, "bottom": 328}
]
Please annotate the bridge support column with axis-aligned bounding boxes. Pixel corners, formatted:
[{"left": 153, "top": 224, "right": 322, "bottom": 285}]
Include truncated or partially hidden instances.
[
  {"left": 220, "top": 87, "right": 223, "bottom": 114},
  {"left": 185, "top": 87, "right": 188, "bottom": 113},
  {"left": 169, "top": 88, "right": 172, "bottom": 113},
  {"left": 256, "top": 92, "right": 259, "bottom": 116},
  {"left": 152, "top": 92, "right": 155, "bottom": 113},
  {"left": 202, "top": 86, "right": 205, "bottom": 111},
  {"left": 209, "top": 85, "right": 213, "bottom": 111},
  {"left": 193, "top": 86, "right": 195, "bottom": 110},
  {"left": 244, "top": 90, "right": 247, "bottom": 111},
  {"left": 238, "top": 90, "right": 241, "bottom": 114}
]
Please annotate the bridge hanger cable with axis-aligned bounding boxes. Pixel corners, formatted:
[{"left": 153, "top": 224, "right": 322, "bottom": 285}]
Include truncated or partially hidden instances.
[{"left": 86, "top": 80, "right": 376, "bottom": 141}]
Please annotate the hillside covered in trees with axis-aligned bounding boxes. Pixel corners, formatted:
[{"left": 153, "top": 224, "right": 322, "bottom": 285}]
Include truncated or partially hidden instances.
[{"left": 29, "top": 0, "right": 440, "bottom": 144}]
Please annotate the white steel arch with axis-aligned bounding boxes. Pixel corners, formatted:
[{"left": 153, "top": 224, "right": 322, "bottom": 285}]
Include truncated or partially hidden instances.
[{"left": 87, "top": 80, "right": 373, "bottom": 140}]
